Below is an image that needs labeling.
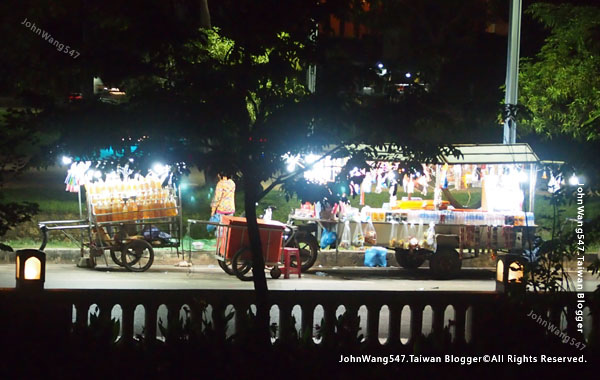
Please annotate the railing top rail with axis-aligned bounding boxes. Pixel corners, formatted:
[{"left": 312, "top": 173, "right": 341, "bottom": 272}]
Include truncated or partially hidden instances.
[{"left": 1, "top": 288, "right": 592, "bottom": 305}]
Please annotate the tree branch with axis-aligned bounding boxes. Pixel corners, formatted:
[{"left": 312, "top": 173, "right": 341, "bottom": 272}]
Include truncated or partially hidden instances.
[{"left": 256, "top": 143, "right": 348, "bottom": 200}]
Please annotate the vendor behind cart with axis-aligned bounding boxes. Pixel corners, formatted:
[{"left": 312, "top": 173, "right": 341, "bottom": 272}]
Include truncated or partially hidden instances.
[{"left": 211, "top": 173, "right": 236, "bottom": 217}]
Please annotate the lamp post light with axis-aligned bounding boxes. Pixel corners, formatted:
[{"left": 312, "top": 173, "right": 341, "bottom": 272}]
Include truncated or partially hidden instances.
[
  {"left": 15, "top": 249, "right": 46, "bottom": 291},
  {"left": 503, "top": 0, "right": 522, "bottom": 144},
  {"left": 496, "top": 254, "right": 526, "bottom": 294}
]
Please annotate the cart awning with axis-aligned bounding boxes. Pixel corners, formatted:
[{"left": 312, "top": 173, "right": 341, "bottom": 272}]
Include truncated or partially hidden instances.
[
  {"left": 363, "top": 143, "right": 540, "bottom": 165},
  {"left": 441, "top": 143, "right": 539, "bottom": 165}
]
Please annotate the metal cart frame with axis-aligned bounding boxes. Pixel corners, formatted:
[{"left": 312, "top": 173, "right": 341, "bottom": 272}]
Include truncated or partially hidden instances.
[{"left": 39, "top": 184, "right": 184, "bottom": 272}]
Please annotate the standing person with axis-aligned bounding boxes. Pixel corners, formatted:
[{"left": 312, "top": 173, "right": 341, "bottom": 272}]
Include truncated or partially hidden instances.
[
  {"left": 211, "top": 173, "right": 236, "bottom": 217},
  {"left": 389, "top": 178, "right": 398, "bottom": 206}
]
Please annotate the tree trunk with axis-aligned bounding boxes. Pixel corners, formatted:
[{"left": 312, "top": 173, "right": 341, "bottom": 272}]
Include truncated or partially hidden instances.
[
  {"left": 199, "top": 0, "right": 211, "bottom": 28},
  {"left": 242, "top": 172, "right": 270, "bottom": 345}
]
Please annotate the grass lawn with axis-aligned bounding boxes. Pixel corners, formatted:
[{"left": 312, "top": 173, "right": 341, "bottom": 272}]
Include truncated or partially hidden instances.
[{"left": 2, "top": 169, "right": 599, "bottom": 252}]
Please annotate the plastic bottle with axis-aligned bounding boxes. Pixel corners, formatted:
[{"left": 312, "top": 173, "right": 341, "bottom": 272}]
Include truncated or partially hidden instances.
[
  {"left": 120, "top": 200, "right": 127, "bottom": 220},
  {"left": 169, "top": 196, "right": 178, "bottom": 217}
]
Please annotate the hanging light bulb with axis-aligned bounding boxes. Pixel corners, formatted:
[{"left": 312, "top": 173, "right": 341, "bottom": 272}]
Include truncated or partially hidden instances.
[{"left": 542, "top": 170, "right": 547, "bottom": 180}]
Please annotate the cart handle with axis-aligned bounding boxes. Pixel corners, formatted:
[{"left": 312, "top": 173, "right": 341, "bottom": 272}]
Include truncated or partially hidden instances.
[{"left": 39, "top": 224, "right": 48, "bottom": 251}]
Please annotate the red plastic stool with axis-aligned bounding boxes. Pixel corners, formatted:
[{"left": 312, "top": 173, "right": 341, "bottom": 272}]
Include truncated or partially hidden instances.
[{"left": 280, "top": 247, "right": 301, "bottom": 279}]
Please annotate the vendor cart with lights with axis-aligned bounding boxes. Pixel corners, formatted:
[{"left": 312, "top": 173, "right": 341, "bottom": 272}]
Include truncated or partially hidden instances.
[
  {"left": 287, "top": 143, "right": 541, "bottom": 279},
  {"left": 39, "top": 165, "right": 183, "bottom": 272}
]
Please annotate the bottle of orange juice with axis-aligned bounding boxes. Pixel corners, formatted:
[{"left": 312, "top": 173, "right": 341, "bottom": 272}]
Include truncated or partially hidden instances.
[
  {"left": 93, "top": 202, "right": 101, "bottom": 222},
  {"left": 167, "top": 196, "right": 178, "bottom": 217},
  {"left": 110, "top": 198, "right": 119, "bottom": 221},
  {"left": 99, "top": 201, "right": 107, "bottom": 223},
  {"left": 120, "top": 201, "right": 129, "bottom": 220},
  {"left": 146, "top": 198, "right": 154, "bottom": 219}
]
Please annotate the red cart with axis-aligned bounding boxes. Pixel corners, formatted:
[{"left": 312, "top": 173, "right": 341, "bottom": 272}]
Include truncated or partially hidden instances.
[{"left": 215, "top": 216, "right": 286, "bottom": 281}]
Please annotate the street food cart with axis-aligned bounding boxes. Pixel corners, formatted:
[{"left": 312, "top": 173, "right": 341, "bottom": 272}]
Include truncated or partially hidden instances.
[
  {"left": 39, "top": 162, "right": 183, "bottom": 271},
  {"left": 186, "top": 216, "right": 287, "bottom": 280},
  {"left": 288, "top": 144, "right": 540, "bottom": 278}
]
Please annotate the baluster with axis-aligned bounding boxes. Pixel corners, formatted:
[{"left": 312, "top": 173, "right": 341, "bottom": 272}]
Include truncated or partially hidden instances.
[
  {"left": 387, "top": 304, "right": 402, "bottom": 346},
  {"left": 97, "top": 301, "right": 111, "bottom": 324},
  {"left": 75, "top": 302, "right": 89, "bottom": 330},
  {"left": 279, "top": 302, "right": 292, "bottom": 343},
  {"left": 566, "top": 304, "right": 581, "bottom": 340},
  {"left": 166, "top": 303, "right": 180, "bottom": 341},
  {"left": 432, "top": 304, "right": 445, "bottom": 342},
  {"left": 366, "top": 303, "right": 380, "bottom": 347},
  {"left": 301, "top": 303, "right": 314, "bottom": 343},
  {"left": 144, "top": 303, "right": 158, "bottom": 343},
  {"left": 321, "top": 302, "right": 336, "bottom": 345},
  {"left": 234, "top": 303, "right": 250, "bottom": 337},
  {"left": 547, "top": 305, "right": 561, "bottom": 334},
  {"left": 120, "top": 303, "right": 135, "bottom": 345},
  {"left": 409, "top": 304, "right": 424, "bottom": 344},
  {"left": 211, "top": 302, "right": 227, "bottom": 341},
  {"left": 454, "top": 304, "right": 466, "bottom": 346}
]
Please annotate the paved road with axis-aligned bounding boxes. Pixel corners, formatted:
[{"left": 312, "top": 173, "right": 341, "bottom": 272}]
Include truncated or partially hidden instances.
[
  {"left": 2, "top": 263, "right": 597, "bottom": 291},
  {"left": 0, "top": 263, "right": 502, "bottom": 290}
]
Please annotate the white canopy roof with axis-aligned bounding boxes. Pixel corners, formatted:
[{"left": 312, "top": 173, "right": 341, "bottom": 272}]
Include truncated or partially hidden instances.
[
  {"left": 442, "top": 143, "right": 539, "bottom": 164},
  {"left": 367, "top": 143, "right": 539, "bottom": 164}
]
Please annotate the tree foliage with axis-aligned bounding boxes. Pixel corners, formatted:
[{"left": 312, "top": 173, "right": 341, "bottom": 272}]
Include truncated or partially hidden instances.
[{"left": 519, "top": 3, "right": 600, "bottom": 141}]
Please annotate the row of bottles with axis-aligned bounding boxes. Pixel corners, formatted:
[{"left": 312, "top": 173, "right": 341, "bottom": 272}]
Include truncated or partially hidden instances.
[
  {"left": 366, "top": 209, "right": 535, "bottom": 226},
  {"left": 94, "top": 195, "right": 178, "bottom": 222},
  {"left": 86, "top": 174, "right": 163, "bottom": 200}
]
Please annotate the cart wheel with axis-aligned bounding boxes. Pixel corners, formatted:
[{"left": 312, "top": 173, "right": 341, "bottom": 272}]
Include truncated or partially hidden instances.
[
  {"left": 270, "top": 266, "right": 281, "bottom": 279},
  {"left": 429, "top": 248, "right": 462, "bottom": 279},
  {"left": 218, "top": 259, "right": 235, "bottom": 275},
  {"left": 289, "top": 234, "right": 318, "bottom": 272},
  {"left": 110, "top": 248, "right": 124, "bottom": 266},
  {"left": 232, "top": 248, "right": 253, "bottom": 281},
  {"left": 121, "top": 240, "right": 154, "bottom": 272}
]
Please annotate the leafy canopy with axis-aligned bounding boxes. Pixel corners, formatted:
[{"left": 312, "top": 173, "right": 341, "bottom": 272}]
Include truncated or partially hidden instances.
[{"left": 519, "top": 3, "right": 600, "bottom": 141}]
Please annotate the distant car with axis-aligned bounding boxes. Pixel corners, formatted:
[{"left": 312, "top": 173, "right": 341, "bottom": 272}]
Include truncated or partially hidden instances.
[
  {"left": 68, "top": 92, "right": 83, "bottom": 102},
  {"left": 99, "top": 87, "right": 127, "bottom": 104}
]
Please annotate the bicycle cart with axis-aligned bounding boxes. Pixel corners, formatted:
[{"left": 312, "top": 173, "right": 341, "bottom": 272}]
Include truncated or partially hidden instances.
[
  {"left": 186, "top": 216, "right": 286, "bottom": 281},
  {"left": 39, "top": 166, "right": 183, "bottom": 272}
]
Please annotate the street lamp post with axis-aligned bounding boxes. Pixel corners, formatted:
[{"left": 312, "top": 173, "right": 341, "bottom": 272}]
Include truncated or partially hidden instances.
[{"left": 503, "top": 0, "right": 522, "bottom": 144}]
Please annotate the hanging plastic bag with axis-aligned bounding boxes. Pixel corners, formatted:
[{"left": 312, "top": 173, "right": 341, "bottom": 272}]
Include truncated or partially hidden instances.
[
  {"left": 424, "top": 222, "right": 437, "bottom": 251},
  {"left": 416, "top": 222, "right": 425, "bottom": 247},
  {"left": 207, "top": 213, "right": 221, "bottom": 233},
  {"left": 339, "top": 220, "right": 351, "bottom": 249},
  {"left": 399, "top": 221, "right": 409, "bottom": 249},
  {"left": 320, "top": 228, "right": 337, "bottom": 249},
  {"left": 364, "top": 219, "right": 377, "bottom": 245},
  {"left": 389, "top": 221, "right": 398, "bottom": 248},
  {"left": 352, "top": 221, "right": 364, "bottom": 248},
  {"left": 406, "top": 223, "right": 418, "bottom": 249}
]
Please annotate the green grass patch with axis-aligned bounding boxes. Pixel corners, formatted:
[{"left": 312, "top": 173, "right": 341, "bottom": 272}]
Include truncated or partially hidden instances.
[{"left": 2, "top": 177, "right": 599, "bottom": 252}]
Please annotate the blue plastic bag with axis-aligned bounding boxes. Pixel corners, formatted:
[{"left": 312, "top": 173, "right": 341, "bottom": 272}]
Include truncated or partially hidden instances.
[
  {"left": 320, "top": 229, "right": 337, "bottom": 249},
  {"left": 207, "top": 214, "right": 221, "bottom": 233},
  {"left": 364, "top": 247, "right": 388, "bottom": 267},
  {"left": 143, "top": 226, "right": 172, "bottom": 240}
]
